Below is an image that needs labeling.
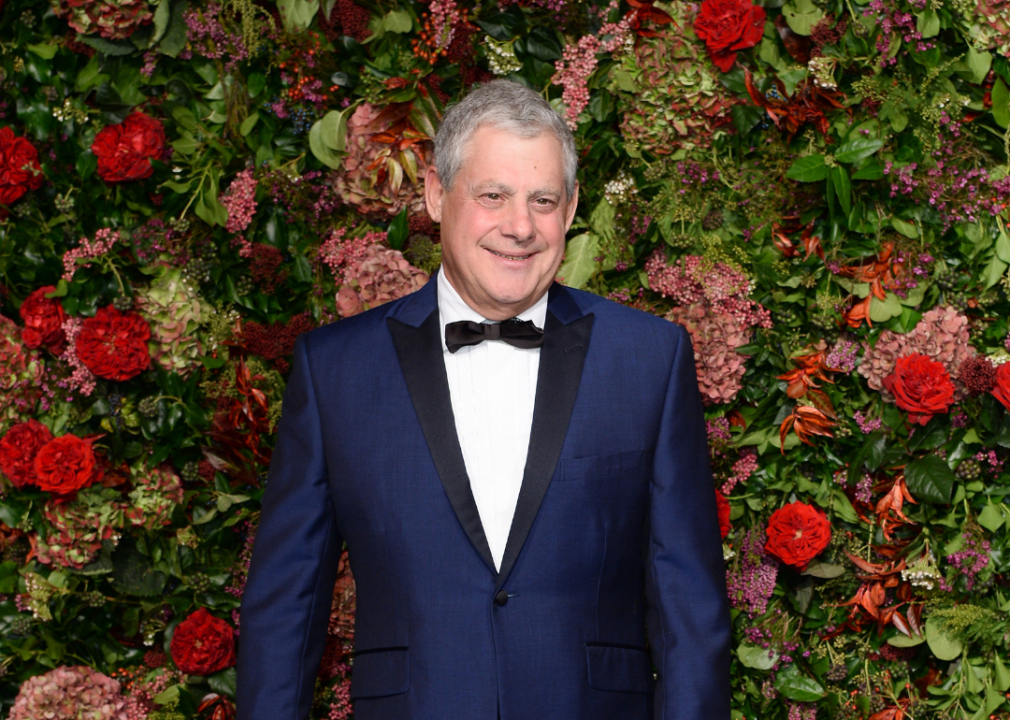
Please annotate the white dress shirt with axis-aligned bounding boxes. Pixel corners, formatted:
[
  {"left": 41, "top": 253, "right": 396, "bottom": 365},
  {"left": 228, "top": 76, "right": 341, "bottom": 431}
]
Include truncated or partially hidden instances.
[{"left": 438, "top": 270, "right": 547, "bottom": 571}]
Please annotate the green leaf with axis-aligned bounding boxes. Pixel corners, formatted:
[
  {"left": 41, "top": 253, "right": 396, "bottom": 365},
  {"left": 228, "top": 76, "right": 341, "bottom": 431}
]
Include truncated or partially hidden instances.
[
  {"left": 308, "top": 110, "right": 348, "bottom": 169},
  {"left": 888, "top": 633, "right": 925, "bottom": 647},
  {"left": 388, "top": 207, "right": 409, "bottom": 250},
  {"left": 277, "top": 0, "right": 320, "bottom": 31},
  {"left": 612, "top": 69, "right": 636, "bottom": 93},
  {"left": 0, "top": 561, "right": 17, "bottom": 594},
  {"left": 162, "top": 179, "right": 193, "bottom": 194},
  {"left": 834, "top": 138, "right": 883, "bottom": 164},
  {"left": 737, "top": 643, "right": 779, "bottom": 670},
  {"left": 905, "top": 455, "right": 955, "bottom": 504},
  {"left": 557, "top": 233, "right": 599, "bottom": 289},
  {"left": 786, "top": 155, "right": 828, "bottom": 182},
  {"left": 27, "top": 43, "right": 58, "bottom": 60},
  {"left": 80, "top": 36, "right": 137, "bottom": 56},
  {"left": 240, "top": 111, "right": 260, "bottom": 137},
  {"left": 832, "top": 165, "right": 851, "bottom": 216},
  {"left": 852, "top": 161, "right": 885, "bottom": 180},
  {"left": 153, "top": 684, "right": 181, "bottom": 705},
  {"left": 996, "top": 230, "right": 1010, "bottom": 263},
  {"left": 925, "top": 616, "right": 963, "bottom": 661},
  {"left": 782, "top": 0, "right": 825, "bottom": 35},
  {"left": 45, "top": 279, "right": 69, "bottom": 298},
  {"left": 158, "top": 0, "right": 189, "bottom": 57},
  {"left": 869, "top": 291, "right": 903, "bottom": 322},
  {"left": 75, "top": 56, "right": 109, "bottom": 93},
  {"left": 995, "top": 652, "right": 1010, "bottom": 692},
  {"left": 775, "top": 666, "right": 826, "bottom": 702},
  {"left": 916, "top": 9, "right": 940, "bottom": 38},
  {"left": 151, "top": 0, "right": 171, "bottom": 45},
  {"left": 982, "top": 252, "right": 1008, "bottom": 289},
  {"left": 208, "top": 667, "right": 237, "bottom": 697},
  {"left": 320, "top": 108, "right": 348, "bottom": 152},
  {"left": 172, "top": 106, "right": 199, "bottom": 131},
  {"left": 801, "top": 560, "right": 845, "bottom": 578},
  {"left": 985, "top": 685, "right": 1006, "bottom": 715},
  {"left": 891, "top": 217, "right": 919, "bottom": 238},
  {"left": 248, "top": 72, "right": 267, "bottom": 98},
  {"left": 993, "top": 78, "right": 1010, "bottom": 129},
  {"left": 967, "top": 46, "right": 993, "bottom": 84},
  {"left": 979, "top": 503, "right": 1005, "bottom": 532},
  {"left": 382, "top": 9, "right": 413, "bottom": 33},
  {"left": 172, "top": 135, "right": 201, "bottom": 155},
  {"left": 111, "top": 538, "right": 168, "bottom": 597}
]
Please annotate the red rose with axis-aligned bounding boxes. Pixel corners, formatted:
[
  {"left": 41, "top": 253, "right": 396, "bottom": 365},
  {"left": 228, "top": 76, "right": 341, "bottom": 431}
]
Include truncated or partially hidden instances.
[
  {"left": 765, "top": 501, "right": 831, "bottom": 570},
  {"left": 90, "top": 111, "right": 167, "bottom": 183},
  {"left": 19, "top": 286, "right": 67, "bottom": 354},
  {"left": 0, "top": 126, "right": 44, "bottom": 204},
  {"left": 170, "top": 607, "right": 237, "bottom": 676},
  {"left": 33, "top": 434, "right": 101, "bottom": 495},
  {"left": 993, "top": 363, "right": 1010, "bottom": 412},
  {"left": 75, "top": 305, "right": 151, "bottom": 381},
  {"left": 882, "top": 353, "right": 955, "bottom": 426},
  {"left": 715, "top": 488, "right": 731, "bottom": 539},
  {"left": 693, "top": 0, "right": 766, "bottom": 72},
  {"left": 0, "top": 420, "right": 54, "bottom": 488}
]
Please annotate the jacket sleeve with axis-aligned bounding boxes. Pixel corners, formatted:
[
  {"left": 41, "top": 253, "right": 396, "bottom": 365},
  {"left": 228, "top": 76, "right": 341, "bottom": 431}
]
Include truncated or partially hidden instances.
[
  {"left": 237, "top": 332, "right": 344, "bottom": 720},
  {"left": 646, "top": 324, "right": 732, "bottom": 720}
]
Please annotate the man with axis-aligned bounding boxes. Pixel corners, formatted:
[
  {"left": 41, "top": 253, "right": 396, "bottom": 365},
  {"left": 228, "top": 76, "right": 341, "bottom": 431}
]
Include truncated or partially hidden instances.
[{"left": 237, "top": 79, "right": 730, "bottom": 720}]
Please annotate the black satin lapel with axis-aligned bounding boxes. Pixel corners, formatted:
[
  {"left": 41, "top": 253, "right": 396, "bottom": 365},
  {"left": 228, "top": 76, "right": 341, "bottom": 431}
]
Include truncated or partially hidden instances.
[
  {"left": 387, "top": 313, "right": 496, "bottom": 572},
  {"left": 496, "top": 311, "right": 595, "bottom": 583}
]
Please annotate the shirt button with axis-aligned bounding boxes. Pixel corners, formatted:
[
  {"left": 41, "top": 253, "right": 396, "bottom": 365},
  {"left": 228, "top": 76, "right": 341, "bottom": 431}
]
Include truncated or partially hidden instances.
[{"left": 494, "top": 590, "right": 509, "bottom": 606}]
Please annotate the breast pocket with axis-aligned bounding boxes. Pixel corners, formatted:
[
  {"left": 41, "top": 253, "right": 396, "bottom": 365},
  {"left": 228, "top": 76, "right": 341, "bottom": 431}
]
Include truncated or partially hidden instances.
[{"left": 554, "top": 448, "right": 650, "bottom": 483}]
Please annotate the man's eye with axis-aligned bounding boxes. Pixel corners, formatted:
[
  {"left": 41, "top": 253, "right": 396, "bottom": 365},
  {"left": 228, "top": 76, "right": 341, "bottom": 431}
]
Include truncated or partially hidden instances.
[{"left": 484, "top": 193, "right": 501, "bottom": 201}]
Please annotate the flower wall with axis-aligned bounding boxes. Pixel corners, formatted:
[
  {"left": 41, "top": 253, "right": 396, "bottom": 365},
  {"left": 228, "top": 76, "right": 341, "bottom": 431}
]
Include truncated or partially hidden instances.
[{"left": 1, "top": 0, "right": 1010, "bottom": 716}]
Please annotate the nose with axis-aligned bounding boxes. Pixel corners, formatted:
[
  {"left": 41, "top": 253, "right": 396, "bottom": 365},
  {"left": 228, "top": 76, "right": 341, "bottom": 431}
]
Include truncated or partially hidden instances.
[{"left": 499, "top": 200, "right": 536, "bottom": 244}]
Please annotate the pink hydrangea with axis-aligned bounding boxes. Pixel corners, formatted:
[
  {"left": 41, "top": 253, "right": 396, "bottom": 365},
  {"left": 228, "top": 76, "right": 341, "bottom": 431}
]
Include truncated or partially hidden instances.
[
  {"left": 336, "top": 245, "right": 430, "bottom": 318},
  {"left": 0, "top": 314, "right": 44, "bottom": 434},
  {"left": 124, "top": 465, "right": 184, "bottom": 530},
  {"left": 859, "top": 305, "right": 975, "bottom": 400},
  {"left": 667, "top": 302, "right": 752, "bottom": 405},
  {"left": 221, "top": 169, "right": 258, "bottom": 234},
  {"left": 318, "top": 229, "right": 382, "bottom": 284},
  {"left": 51, "top": 0, "right": 153, "bottom": 40},
  {"left": 10, "top": 665, "right": 128, "bottom": 720},
  {"left": 646, "top": 251, "right": 771, "bottom": 329},
  {"left": 33, "top": 487, "right": 125, "bottom": 569}
]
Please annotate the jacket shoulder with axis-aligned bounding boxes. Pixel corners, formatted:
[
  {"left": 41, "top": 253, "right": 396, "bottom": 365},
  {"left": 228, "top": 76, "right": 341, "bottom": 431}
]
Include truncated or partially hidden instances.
[
  {"left": 562, "top": 286, "right": 684, "bottom": 350},
  {"left": 298, "top": 292, "right": 425, "bottom": 355}
]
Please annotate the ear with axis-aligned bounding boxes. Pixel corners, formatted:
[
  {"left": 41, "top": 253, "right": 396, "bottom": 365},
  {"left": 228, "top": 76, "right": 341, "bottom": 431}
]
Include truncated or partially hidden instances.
[
  {"left": 563, "top": 181, "right": 579, "bottom": 232},
  {"left": 424, "top": 167, "right": 444, "bottom": 223}
]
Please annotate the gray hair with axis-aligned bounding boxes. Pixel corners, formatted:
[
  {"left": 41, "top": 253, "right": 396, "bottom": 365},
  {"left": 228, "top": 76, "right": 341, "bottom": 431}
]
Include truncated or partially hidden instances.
[{"left": 433, "top": 80, "right": 578, "bottom": 200}]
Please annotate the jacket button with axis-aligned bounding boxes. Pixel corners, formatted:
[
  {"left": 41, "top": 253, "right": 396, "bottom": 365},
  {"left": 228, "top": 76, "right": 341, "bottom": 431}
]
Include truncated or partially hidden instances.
[{"left": 494, "top": 590, "right": 509, "bottom": 606}]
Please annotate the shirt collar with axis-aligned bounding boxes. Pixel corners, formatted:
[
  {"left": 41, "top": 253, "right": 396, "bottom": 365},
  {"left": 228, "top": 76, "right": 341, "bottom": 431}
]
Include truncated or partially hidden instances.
[{"left": 437, "top": 268, "right": 549, "bottom": 352}]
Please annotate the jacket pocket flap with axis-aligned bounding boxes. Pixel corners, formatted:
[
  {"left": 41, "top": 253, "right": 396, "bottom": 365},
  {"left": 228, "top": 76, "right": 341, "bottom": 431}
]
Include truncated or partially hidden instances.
[
  {"left": 586, "top": 644, "right": 653, "bottom": 694},
  {"left": 350, "top": 647, "right": 409, "bottom": 699}
]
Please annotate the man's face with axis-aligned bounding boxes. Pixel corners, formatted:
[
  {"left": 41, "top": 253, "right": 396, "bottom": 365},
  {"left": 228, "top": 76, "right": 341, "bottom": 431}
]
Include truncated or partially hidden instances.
[{"left": 424, "top": 125, "right": 579, "bottom": 321}]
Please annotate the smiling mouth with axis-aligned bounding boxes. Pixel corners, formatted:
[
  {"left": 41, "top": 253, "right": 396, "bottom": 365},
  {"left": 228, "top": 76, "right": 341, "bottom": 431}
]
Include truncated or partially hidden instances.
[{"left": 488, "top": 249, "right": 532, "bottom": 261}]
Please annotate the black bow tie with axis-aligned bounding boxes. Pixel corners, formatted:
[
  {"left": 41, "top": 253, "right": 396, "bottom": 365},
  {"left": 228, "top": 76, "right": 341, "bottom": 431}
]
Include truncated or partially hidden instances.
[{"left": 445, "top": 318, "right": 545, "bottom": 354}]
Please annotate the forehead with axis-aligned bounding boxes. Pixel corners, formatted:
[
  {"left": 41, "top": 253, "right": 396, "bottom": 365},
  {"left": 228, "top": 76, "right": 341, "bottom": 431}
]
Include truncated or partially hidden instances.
[{"left": 457, "top": 125, "right": 566, "bottom": 183}]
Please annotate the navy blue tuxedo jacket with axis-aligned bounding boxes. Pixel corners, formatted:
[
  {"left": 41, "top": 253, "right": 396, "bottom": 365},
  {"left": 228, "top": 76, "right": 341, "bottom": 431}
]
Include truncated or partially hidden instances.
[{"left": 236, "top": 274, "right": 731, "bottom": 720}]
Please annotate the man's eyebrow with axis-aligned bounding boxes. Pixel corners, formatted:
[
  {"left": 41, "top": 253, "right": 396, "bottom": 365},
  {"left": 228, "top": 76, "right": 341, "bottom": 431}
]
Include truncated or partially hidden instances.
[
  {"left": 527, "top": 187, "right": 561, "bottom": 198},
  {"left": 469, "top": 182, "right": 515, "bottom": 195}
]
